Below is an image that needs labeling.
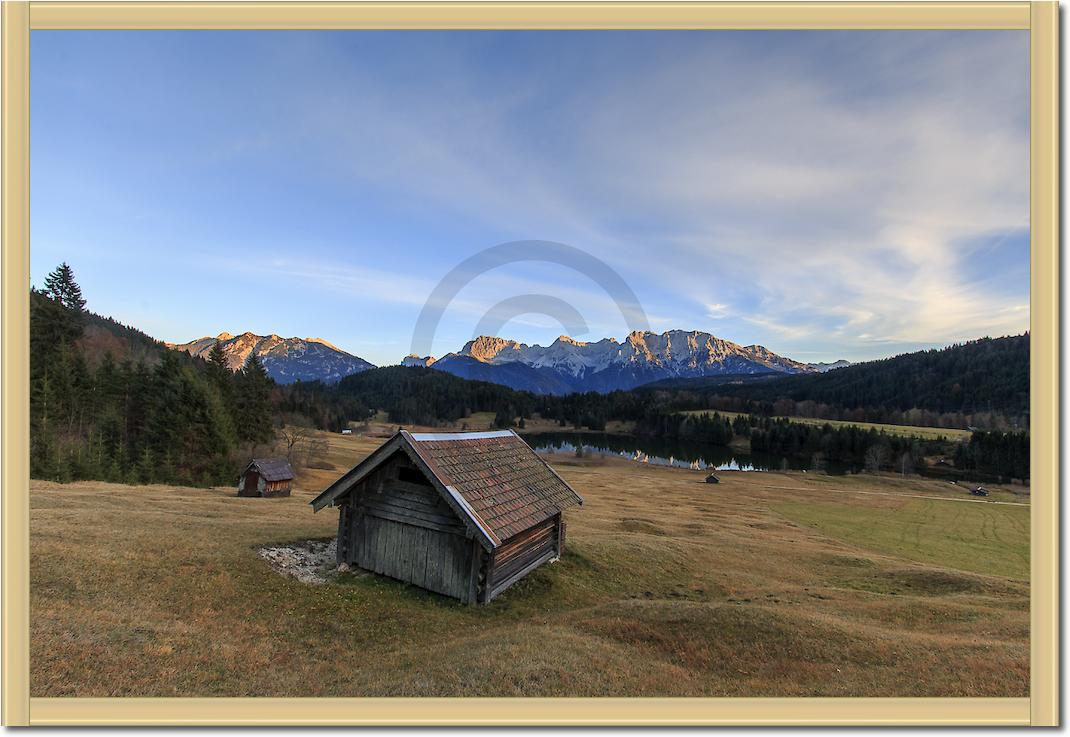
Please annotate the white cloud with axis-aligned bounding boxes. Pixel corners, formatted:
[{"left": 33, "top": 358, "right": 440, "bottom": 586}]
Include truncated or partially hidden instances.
[{"left": 705, "top": 303, "right": 730, "bottom": 319}]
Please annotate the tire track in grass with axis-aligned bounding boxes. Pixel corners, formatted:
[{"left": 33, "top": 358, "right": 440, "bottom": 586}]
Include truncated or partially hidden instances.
[
  {"left": 767, "top": 487, "right": 1030, "bottom": 580},
  {"left": 756, "top": 484, "right": 1029, "bottom": 508}
]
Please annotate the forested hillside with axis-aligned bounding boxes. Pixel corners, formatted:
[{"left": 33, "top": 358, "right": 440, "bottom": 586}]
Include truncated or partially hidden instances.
[
  {"left": 283, "top": 365, "right": 686, "bottom": 432},
  {"left": 279, "top": 366, "right": 534, "bottom": 428},
  {"left": 648, "top": 335, "right": 1029, "bottom": 430},
  {"left": 30, "top": 265, "right": 275, "bottom": 485}
]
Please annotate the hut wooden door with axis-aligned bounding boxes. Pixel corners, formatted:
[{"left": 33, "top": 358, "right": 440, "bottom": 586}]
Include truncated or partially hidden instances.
[
  {"left": 242, "top": 469, "right": 260, "bottom": 496},
  {"left": 356, "top": 515, "right": 472, "bottom": 600}
]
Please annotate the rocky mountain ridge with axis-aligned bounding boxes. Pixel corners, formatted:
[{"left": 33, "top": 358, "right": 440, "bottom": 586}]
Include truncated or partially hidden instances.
[
  {"left": 405, "top": 329, "right": 815, "bottom": 394},
  {"left": 167, "top": 331, "right": 375, "bottom": 385}
]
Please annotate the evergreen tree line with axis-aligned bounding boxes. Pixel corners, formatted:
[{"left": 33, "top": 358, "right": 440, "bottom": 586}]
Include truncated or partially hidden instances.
[
  {"left": 631, "top": 409, "right": 1028, "bottom": 479},
  {"left": 633, "top": 410, "right": 934, "bottom": 470},
  {"left": 953, "top": 430, "right": 1030, "bottom": 481},
  {"left": 661, "top": 391, "right": 1020, "bottom": 434},
  {"left": 30, "top": 266, "right": 275, "bottom": 486},
  {"left": 292, "top": 366, "right": 670, "bottom": 431},
  {"left": 296, "top": 366, "right": 531, "bottom": 427},
  {"left": 678, "top": 335, "right": 1029, "bottom": 428},
  {"left": 745, "top": 417, "right": 931, "bottom": 473}
]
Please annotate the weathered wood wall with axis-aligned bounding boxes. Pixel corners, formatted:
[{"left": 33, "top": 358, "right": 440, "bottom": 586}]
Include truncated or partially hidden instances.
[
  {"left": 357, "top": 516, "right": 472, "bottom": 600},
  {"left": 261, "top": 478, "right": 291, "bottom": 498},
  {"left": 238, "top": 469, "right": 260, "bottom": 497},
  {"left": 341, "top": 453, "right": 476, "bottom": 601},
  {"left": 483, "top": 514, "right": 560, "bottom": 602}
]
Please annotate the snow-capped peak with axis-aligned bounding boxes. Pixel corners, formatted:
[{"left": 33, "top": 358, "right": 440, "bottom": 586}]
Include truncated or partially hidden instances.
[{"left": 434, "top": 329, "right": 813, "bottom": 386}]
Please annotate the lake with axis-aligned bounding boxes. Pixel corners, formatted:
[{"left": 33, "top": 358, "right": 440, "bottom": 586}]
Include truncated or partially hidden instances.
[{"left": 525, "top": 431, "right": 831, "bottom": 473}]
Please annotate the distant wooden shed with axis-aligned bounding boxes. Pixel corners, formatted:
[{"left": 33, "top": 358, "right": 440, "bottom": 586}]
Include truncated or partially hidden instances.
[
  {"left": 238, "top": 458, "right": 295, "bottom": 498},
  {"left": 311, "top": 430, "right": 583, "bottom": 603}
]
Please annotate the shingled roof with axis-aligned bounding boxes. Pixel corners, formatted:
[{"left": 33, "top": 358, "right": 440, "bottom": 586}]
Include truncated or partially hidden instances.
[
  {"left": 310, "top": 430, "right": 583, "bottom": 549},
  {"left": 246, "top": 457, "right": 295, "bottom": 482}
]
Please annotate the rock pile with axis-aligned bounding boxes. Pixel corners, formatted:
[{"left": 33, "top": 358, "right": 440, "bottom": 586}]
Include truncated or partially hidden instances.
[{"left": 257, "top": 539, "right": 338, "bottom": 585}]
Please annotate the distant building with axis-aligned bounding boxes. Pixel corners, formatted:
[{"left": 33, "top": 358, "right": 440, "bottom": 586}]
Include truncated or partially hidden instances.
[
  {"left": 238, "top": 458, "right": 295, "bottom": 498},
  {"left": 311, "top": 430, "right": 583, "bottom": 603}
]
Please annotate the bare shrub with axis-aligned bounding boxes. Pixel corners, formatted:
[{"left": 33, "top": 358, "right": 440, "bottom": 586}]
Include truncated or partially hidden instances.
[
  {"left": 864, "top": 444, "right": 889, "bottom": 474},
  {"left": 304, "top": 438, "right": 331, "bottom": 469}
]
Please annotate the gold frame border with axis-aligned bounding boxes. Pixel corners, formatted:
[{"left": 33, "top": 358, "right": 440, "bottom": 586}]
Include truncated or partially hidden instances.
[
  {"left": 1, "top": 0, "right": 31, "bottom": 729},
  {"left": 1, "top": 1, "right": 1058, "bottom": 727},
  {"left": 26, "top": 2, "right": 1032, "bottom": 29},
  {"left": 1028, "top": 0, "right": 1059, "bottom": 726},
  {"left": 25, "top": 697, "right": 1032, "bottom": 726}
]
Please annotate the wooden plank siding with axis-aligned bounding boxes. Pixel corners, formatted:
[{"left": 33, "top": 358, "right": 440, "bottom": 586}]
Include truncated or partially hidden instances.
[
  {"left": 484, "top": 515, "right": 560, "bottom": 602},
  {"left": 343, "top": 452, "right": 476, "bottom": 602},
  {"left": 261, "top": 478, "right": 291, "bottom": 498},
  {"left": 355, "top": 516, "right": 472, "bottom": 601},
  {"left": 238, "top": 469, "right": 260, "bottom": 497}
]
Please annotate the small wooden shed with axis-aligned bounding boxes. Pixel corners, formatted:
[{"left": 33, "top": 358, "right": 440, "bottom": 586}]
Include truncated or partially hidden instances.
[
  {"left": 238, "top": 458, "right": 295, "bottom": 498},
  {"left": 311, "top": 429, "right": 583, "bottom": 603}
]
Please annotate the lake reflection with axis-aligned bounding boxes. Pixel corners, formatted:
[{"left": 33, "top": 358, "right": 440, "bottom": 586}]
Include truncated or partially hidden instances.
[{"left": 525, "top": 431, "right": 809, "bottom": 472}]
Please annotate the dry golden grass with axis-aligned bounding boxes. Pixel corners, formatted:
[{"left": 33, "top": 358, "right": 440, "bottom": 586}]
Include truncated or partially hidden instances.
[{"left": 30, "top": 431, "right": 1028, "bottom": 697}]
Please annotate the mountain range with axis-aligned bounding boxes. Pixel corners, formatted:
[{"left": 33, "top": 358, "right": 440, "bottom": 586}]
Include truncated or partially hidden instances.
[
  {"left": 167, "top": 332, "right": 375, "bottom": 384},
  {"left": 169, "top": 328, "right": 847, "bottom": 392},
  {"left": 405, "top": 330, "right": 831, "bottom": 394}
]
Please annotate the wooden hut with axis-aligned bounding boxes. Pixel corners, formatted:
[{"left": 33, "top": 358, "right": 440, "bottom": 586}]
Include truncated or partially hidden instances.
[
  {"left": 311, "top": 430, "right": 583, "bottom": 603},
  {"left": 238, "top": 458, "right": 295, "bottom": 498}
]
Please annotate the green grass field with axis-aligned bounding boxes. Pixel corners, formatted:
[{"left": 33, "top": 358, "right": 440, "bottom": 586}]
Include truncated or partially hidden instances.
[
  {"left": 680, "top": 409, "right": 972, "bottom": 440},
  {"left": 771, "top": 497, "right": 1029, "bottom": 580},
  {"left": 30, "top": 431, "right": 1029, "bottom": 698},
  {"left": 457, "top": 411, "right": 496, "bottom": 429}
]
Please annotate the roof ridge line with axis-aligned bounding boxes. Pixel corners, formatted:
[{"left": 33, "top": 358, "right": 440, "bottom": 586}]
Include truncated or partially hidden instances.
[{"left": 408, "top": 430, "right": 515, "bottom": 441}]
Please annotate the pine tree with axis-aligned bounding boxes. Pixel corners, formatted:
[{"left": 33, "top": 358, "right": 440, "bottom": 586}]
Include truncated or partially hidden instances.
[
  {"left": 144, "top": 351, "right": 185, "bottom": 458},
  {"left": 493, "top": 407, "right": 514, "bottom": 429},
  {"left": 30, "top": 372, "right": 57, "bottom": 479},
  {"left": 207, "top": 342, "right": 230, "bottom": 385},
  {"left": 54, "top": 447, "right": 73, "bottom": 484},
  {"left": 136, "top": 447, "right": 155, "bottom": 484},
  {"left": 235, "top": 353, "right": 274, "bottom": 443},
  {"left": 106, "top": 454, "right": 124, "bottom": 483},
  {"left": 42, "top": 262, "right": 87, "bottom": 312},
  {"left": 30, "top": 289, "right": 82, "bottom": 362},
  {"left": 205, "top": 341, "right": 236, "bottom": 426}
]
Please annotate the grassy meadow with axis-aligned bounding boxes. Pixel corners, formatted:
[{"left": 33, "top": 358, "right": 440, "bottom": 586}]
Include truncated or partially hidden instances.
[
  {"left": 450, "top": 410, "right": 635, "bottom": 435},
  {"left": 31, "top": 431, "right": 1028, "bottom": 697}
]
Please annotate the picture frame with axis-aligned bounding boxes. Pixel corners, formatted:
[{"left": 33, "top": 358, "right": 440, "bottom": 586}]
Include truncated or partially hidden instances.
[{"left": 1, "top": 1, "right": 1059, "bottom": 726}]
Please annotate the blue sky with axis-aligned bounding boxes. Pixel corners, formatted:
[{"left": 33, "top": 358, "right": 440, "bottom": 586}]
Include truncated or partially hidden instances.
[{"left": 31, "top": 30, "right": 1029, "bottom": 366}]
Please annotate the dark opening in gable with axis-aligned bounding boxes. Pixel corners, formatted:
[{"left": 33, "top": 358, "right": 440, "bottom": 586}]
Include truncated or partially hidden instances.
[{"left": 398, "top": 465, "right": 431, "bottom": 486}]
